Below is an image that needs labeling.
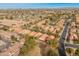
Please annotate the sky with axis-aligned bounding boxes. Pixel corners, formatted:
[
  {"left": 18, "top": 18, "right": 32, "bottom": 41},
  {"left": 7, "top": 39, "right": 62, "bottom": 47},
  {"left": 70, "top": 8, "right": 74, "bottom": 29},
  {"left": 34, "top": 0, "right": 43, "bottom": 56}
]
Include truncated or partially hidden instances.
[{"left": 0, "top": 3, "right": 79, "bottom": 9}]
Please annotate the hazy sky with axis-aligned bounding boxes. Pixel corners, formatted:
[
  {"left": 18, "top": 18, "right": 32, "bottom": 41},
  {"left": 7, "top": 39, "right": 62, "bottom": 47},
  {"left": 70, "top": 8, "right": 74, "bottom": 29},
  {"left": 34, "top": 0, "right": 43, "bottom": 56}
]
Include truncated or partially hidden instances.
[{"left": 0, "top": 3, "right": 79, "bottom": 9}]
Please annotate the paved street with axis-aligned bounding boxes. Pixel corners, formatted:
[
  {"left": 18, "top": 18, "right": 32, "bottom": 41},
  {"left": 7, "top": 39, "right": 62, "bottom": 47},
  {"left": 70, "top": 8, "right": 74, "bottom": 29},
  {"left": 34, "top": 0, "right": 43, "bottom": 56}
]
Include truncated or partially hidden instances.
[
  {"left": 58, "top": 19, "right": 72, "bottom": 56},
  {"left": 65, "top": 43, "right": 79, "bottom": 48}
]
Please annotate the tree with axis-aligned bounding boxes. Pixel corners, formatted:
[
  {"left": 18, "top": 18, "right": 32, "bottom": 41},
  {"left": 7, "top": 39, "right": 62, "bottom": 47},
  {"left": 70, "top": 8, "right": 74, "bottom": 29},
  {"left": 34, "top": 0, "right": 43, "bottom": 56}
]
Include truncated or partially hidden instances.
[
  {"left": 74, "top": 49, "right": 79, "bottom": 56},
  {"left": 19, "top": 36, "right": 37, "bottom": 55},
  {"left": 11, "top": 35, "right": 18, "bottom": 42},
  {"left": 66, "top": 48, "right": 74, "bottom": 56},
  {"left": 46, "top": 39, "right": 57, "bottom": 48}
]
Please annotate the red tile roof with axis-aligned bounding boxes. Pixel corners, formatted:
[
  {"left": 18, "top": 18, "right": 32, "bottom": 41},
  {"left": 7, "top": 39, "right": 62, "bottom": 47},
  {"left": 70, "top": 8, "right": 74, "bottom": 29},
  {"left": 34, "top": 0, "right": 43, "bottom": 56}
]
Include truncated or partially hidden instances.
[{"left": 39, "top": 34, "right": 49, "bottom": 41}]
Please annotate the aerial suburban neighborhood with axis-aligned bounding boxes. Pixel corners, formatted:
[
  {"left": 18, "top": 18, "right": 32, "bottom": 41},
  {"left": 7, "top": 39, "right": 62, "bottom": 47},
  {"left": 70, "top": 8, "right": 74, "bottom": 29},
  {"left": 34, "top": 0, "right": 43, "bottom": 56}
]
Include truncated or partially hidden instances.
[{"left": 0, "top": 4, "right": 79, "bottom": 56}]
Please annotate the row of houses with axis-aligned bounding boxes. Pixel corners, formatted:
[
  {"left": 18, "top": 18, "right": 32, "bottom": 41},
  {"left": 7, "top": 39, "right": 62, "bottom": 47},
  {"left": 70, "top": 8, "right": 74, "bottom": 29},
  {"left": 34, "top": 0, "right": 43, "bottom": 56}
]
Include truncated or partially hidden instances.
[{"left": 13, "top": 27, "right": 55, "bottom": 42}]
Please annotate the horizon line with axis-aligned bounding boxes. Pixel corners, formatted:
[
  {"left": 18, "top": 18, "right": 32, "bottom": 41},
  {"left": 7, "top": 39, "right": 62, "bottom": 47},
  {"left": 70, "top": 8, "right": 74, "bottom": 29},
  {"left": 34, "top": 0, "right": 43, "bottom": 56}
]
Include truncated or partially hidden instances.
[
  {"left": 0, "top": 3, "right": 79, "bottom": 9},
  {"left": 0, "top": 7, "right": 79, "bottom": 9}
]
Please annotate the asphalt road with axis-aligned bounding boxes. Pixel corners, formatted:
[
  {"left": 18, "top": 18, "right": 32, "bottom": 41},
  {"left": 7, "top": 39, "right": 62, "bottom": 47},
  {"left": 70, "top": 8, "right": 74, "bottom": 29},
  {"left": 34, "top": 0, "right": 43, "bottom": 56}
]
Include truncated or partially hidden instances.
[
  {"left": 65, "top": 43, "right": 79, "bottom": 48},
  {"left": 58, "top": 19, "right": 71, "bottom": 56}
]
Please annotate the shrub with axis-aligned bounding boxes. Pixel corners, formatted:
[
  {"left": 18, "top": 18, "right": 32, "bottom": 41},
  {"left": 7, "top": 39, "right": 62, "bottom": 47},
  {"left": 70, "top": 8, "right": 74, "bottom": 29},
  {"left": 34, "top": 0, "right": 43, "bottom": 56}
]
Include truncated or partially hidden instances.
[{"left": 19, "top": 36, "right": 37, "bottom": 55}]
